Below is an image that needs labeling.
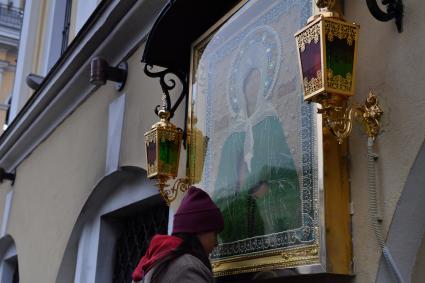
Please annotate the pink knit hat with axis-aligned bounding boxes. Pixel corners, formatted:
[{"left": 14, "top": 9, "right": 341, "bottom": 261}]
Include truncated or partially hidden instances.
[{"left": 172, "top": 186, "right": 224, "bottom": 234}]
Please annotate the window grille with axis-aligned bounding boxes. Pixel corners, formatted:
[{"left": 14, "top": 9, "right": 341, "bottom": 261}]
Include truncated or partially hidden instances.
[{"left": 112, "top": 203, "right": 169, "bottom": 283}]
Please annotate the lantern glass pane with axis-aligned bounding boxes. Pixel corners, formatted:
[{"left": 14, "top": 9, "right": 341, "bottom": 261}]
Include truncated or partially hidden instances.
[
  {"left": 159, "top": 139, "right": 179, "bottom": 174},
  {"left": 296, "top": 22, "right": 323, "bottom": 99},
  {"left": 300, "top": 40, "right": 322, "bottom": 81},
  {"left": 146, "top": 140, "right": 157, "bottom": 167},
  {"left": 323, "top": 20, "right": 358, "bottom": 94},
  {"left": 326, "top": 37, "right": 354, "bottom": 77}
]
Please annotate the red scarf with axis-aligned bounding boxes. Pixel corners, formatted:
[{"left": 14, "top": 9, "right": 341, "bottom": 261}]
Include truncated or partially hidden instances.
[{"left": 132, "top": 235, "right": 183, "bottom": 281}]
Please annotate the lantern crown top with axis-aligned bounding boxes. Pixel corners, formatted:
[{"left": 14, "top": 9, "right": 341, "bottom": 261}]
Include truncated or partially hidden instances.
[
  {"left": 158, "top": 109, "right": 171, "bottom": 121},
  {"left": 150, "top": 109, "right": 180, "bottom": 131},
  {"left": 316, "top": 0, "right": 335, "bottom": 10},
  {"left": 309, "top": 0, "right": 341, "bottom": 22}
]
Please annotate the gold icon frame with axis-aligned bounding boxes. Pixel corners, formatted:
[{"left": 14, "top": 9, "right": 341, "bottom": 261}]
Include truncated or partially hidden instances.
[{"left": 186, "top": 0, "right": 352, "bottom": 277}]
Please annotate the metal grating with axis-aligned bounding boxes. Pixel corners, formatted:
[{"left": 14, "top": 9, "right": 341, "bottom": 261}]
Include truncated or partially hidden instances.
[{"left": 113, "top": 203, "right": 169, "bottom": 283}]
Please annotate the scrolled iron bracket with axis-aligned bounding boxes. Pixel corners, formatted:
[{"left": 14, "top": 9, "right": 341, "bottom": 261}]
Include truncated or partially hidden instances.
[
  {"left": 366, "top": 0, "right": 404, "bottom": 33},
  {"left": 143, "top": 64, "right": 188, "bottom": 119},
  {"left": 144, "top": 64, "right": 189, "bottom": 148}
]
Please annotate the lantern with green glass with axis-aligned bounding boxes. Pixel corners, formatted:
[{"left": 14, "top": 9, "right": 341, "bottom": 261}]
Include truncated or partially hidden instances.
[
  {"left": 145, "top": 109, "right": 183, "bottom": 194},
  {"left": 295, "top": 13, "right": 359, "bottom": 102}
]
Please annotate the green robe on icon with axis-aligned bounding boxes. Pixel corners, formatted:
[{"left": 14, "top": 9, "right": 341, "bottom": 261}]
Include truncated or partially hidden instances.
[{"left": 213, "top": 115, "right": 302, "bottom": 244}]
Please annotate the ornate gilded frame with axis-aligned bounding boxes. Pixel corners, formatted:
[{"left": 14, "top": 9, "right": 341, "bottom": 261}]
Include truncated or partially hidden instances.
[{"left": 187, "top": 0, "right": 351, "bottom": 278}]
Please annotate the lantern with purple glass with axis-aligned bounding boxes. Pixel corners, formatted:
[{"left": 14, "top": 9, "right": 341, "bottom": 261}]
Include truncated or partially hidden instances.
[{"left": 295, "top": 12, "right": 359, "bottom": 102}]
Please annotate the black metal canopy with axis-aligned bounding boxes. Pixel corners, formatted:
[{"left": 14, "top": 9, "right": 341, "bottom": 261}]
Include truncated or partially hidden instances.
[{"left": 142, "top": 0, "right": 241, "bottom": 74}]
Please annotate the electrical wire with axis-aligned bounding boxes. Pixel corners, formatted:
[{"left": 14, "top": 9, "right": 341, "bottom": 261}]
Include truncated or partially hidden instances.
[{"left": 367, "top": 137, "right": 405, "bottom": 283}]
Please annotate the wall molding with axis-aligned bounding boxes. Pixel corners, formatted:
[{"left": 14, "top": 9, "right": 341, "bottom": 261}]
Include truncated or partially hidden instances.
[{"left": 55, "top": 166, "right": 159, "bottom": 283}]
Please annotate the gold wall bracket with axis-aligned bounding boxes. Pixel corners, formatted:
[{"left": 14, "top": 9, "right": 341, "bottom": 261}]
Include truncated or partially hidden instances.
[
  {"left": 155, "top": 177, "right": 190, "bottom": 205},
  {"left": 318, "top": 91, "right": 383, "bottom": 143}
]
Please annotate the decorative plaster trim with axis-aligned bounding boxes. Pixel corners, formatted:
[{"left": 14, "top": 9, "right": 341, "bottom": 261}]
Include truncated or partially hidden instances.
[
  {"left": 0, "top": 235, "right": 17, "bottom": 283},
  {"left": 9, "top": 0, "right": 41, "bottom": 118},
  {"left": 54, "top": 167, "right": 160, "bottom": 283},
  {"left": 40, "top": 0, "right": 67, "bottom": 75},
  {"left": 0, "top": 190, "right": 13, "bottom": 238},
  {"left": 105, "top": 93, "right": 126, "bottom": 175}
]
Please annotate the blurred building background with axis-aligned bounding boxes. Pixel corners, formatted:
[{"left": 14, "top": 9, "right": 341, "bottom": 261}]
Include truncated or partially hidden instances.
[{"left": 0, "top": 0, "right": 23, "bottom": 133}]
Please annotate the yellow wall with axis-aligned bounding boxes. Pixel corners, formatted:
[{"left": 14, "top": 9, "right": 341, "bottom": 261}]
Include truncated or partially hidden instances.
[
  {"left": 5, "top": 77, "right": 111, "bottom": 283},
  {"left": 0, "top": 43, "right": 163, "bottom": 282}
]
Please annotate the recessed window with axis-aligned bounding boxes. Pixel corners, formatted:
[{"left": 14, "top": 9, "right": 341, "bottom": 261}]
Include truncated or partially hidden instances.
[{"left": 107, "top": 201, "right": 169, "bottom": 283}]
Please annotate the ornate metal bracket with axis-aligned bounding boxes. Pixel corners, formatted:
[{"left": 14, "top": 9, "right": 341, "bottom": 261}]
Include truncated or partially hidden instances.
[
  {"left": 156, "top": 177, "right": 190, "bottom": 206},
  {"left": 143, "top": 65, "right": 188, "bottom": 119},
  {"left": 366, "top": 0, "right": 404, "bottom": 33},
  {"left": 318, "top": 91, "right": 383, "bottom": 143},
  {"left": 144, "top": 64, "right": 188, "bottom": 147}
]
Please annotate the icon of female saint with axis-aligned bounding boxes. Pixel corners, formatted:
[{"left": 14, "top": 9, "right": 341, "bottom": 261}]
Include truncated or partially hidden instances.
[{"left": 212, "top": 26, "right": 302, "bottom": 244}]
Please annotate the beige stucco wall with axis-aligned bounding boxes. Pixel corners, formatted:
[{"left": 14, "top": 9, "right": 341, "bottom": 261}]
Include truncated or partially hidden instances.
[
  {"left": 346, "top": 1, "right": 425, "bottom": 282},
  {"left": 0, "top": 41, "right": 171, "bottom": 282},
  {"left": 5, "top": 83, "right": 111, "bottom": 282}
]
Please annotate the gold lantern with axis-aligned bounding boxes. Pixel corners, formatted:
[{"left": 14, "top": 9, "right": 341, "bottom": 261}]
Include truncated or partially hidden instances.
[
  {"left": 295, "top": 6, "right": 359, "bottom": 102},
  {"left": 145, "top": 109, "right": 188, "bottom": 205},
  {"left": 295, "top": 0, "right": 383, "bottom": 143}
]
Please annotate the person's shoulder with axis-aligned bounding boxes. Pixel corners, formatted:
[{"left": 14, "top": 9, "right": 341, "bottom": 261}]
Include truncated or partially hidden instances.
[
  {"left": 174, "top": 254, "right": 209, "bottom": 269},
  {"left": 172, "top": 254, "right": 212, "bottom": 276},
  {"left": 167, "top": 254, "right": 213, "bottom": 283}
]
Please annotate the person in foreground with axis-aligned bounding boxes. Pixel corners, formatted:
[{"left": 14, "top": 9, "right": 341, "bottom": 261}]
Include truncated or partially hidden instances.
[{"left": 132, "top": 186, "right": 224, "bottom": 283}]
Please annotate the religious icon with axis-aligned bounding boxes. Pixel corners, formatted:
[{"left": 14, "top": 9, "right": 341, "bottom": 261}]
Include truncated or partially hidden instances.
[
  {"left": 188, "top": 0, "right": 321, "bottom": 276},
  {"left": 212, "top": 26, "right": 302, "bottom": 244}
]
